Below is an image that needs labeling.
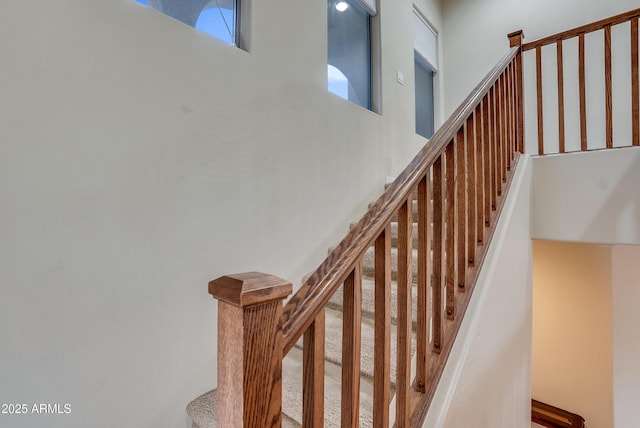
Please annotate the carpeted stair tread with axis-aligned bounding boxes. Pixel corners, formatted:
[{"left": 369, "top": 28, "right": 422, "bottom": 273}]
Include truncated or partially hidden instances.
[
  {"left": 382, "top": 200, "right": 420, "bottom": 223},
  {"left": 390, "top": 221, "right": 419, "bottom": 249},
  {"left": 350, "top": 221, "right": 431, "bottom": 250},
  {"left": 326, "top": 278, "right": 418, "bottom": 328},
  {"left": 362, "top": 246, "right": 419, "bottom": 282},
  {"left": 186, "top": 388, "right": 301, "bottom": 428},
  {"left": 312, "top": 306, "right": 416, "bottom": 387},
  {"left": 281, "top": 346, "right": 376, "bottom": 427},
  {"left": 188, "top": 346, "right": 378, "bottom": 428}
]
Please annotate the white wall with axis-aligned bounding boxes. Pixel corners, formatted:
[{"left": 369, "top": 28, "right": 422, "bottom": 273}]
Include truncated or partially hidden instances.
[
  {"left": 532, "top": 146, "right": 640, "bottom": 245},
  {"left": 612, "top": 245, "right": 640, "bottom": 428},
  {"left": 532, "top": 241, "right": 614, "bottom": 428},
  {"left": 442, "top": 0, "right": 640, "bottom": 156},
  {"left": 441, "top": 0, "right": 639, "bottom": 116},
  {"left": 0, "top": 0, "right": 444, "bottom": 427},
  {"left": 423, "top": 156, "right": 532, "bottom": 428}
]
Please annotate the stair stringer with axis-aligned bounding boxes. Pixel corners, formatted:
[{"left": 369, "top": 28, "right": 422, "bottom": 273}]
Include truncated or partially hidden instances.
[{"left": 421, "top": 155, "right": 533, "bottom": 428}]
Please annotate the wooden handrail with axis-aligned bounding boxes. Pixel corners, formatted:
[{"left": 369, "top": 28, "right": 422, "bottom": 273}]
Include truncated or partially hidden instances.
[
  {"left": 532, "top": 399, "right": 585, "bottom": 428},
  {"left": 280, "top": 45, "right": 520, "bottom": 355},
  {"left": 522, "top": 8, "right": 640, "bottom": 51}
]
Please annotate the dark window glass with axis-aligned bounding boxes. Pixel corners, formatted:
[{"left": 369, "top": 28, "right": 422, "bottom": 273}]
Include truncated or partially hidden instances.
[
  {"left": 327, "top": 0, "right": 371, "bottom": 109},
  {"left": 415, "top": 53, "right": 435, "bottom": 139}
]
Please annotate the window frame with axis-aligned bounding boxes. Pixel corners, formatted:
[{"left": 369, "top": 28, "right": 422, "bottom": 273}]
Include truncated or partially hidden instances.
[
  {"left": 135, "top": 0, "right": 245, "bottom": 49},
  {"left": 413, "top": 7, "right": 439, "bottom": 138}
]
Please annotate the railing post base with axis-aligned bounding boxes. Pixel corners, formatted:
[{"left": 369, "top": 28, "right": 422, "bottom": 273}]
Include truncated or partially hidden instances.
[{"left": 209, "top": 272, "right": 292, "bottom": 428}]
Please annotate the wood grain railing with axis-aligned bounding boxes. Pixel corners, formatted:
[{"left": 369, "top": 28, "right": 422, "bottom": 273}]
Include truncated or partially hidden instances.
[
  {"left": 208, "top": 32, "right": 525, "bottom": 428},
  {"left": 523, "top": 8, "right": 640, "bottom": 154},
  {"left": 531, "top": 399, "right": 585, "bottom": 428}
]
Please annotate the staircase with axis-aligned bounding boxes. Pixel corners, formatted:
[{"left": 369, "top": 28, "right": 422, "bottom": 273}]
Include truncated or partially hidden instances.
[
  {"left": 187, "top": 195, "right": 421, "bottom": 427},
  {"left": 188, "top": 32, "right": 523, "bottom": 428},
  {"left": 192, "top": 29, "right": 524, "bottom": 427},
  {"left": 185, "top": 8, "right": 640, "bottom": 427}
]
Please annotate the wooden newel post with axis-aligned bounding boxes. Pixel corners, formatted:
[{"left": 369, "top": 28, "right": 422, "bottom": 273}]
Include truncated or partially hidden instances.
[
  {"left": 209, "top": 272, "right": 292, "bottom": 428},
  {"left": 508, "top": 29, "right": 525, "bottom": 154}
]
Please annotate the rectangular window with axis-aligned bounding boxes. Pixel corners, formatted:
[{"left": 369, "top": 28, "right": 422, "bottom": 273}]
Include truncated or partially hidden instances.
[
  {"left": 327, "top": 0, "right": 376, "bottom": 110},
  {"left": 415, "top": 54, "right": 435, "bottom": 139},
  {"left": 135, "top": 0, "right": 238, "bottom": 46},
  {"left": 414, "top": 9, "right": 438, "bottom": 139}
]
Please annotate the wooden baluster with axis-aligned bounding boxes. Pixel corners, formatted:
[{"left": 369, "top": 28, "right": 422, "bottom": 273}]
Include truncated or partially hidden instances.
[
  {"left": 445, "top": 140, "right": 456, "bottom": 320},
  {"left": 496, "top": 78, "right": 503, "bottom": 190},
  {"left": 489, "top": 86, "right": 498, "bottom": 211},
  {"left": 466, "top": 113, "right": 477, "bottom": 268},
  {"left": 475, "top": 104, "right": 485, "bottom": 246},
  {"left": 511, "top": 62, "right": 517, "bottom": 159},
  {"left": 416, "top": 175, "right": 431, "bottom": 393},
  {"left": 496, "top": 76, "right": 504, "bottom": 196},
  {"left": 605, "top": 25, "right": 613, "bottom": 149},
  {"left": 432, "top": 155, "right": 444, "bottom": 354},
  {"left": 373, "top": 227, "right": 391, "bottom": 428},
  {"left": 508, "top": 30, "right": 525, "bottom": 154},
  {"left": 536, "top": 45, "right": 544, "bottom": 154},
  {"left": 633, "top": 18, "right": 640, "bottom": 146},
  {"left": 506, "top": 68, "right": 513, "bottom": 169},
  {"left": 504, "top": 72, "right": 509, "bottom": 172},
  {"left": 209, "top": 272, "right": 292, "bottom": 428},
  {"left": 492, "top": 84, "right": 500, "bottom": 199},
  {"left": 303, "top": 310, "right": 325, "bottom": 428},
  {"left": 557, "top": 40, "right": 566, "bottom": 153},
  {"left": 518, "top": 48, "right": 525, "bottom": 153},
  {"left": 506, "top": 68, "right": 512, "bottom": 166},
  {"left": 342, "top": 264, "right": 362, "bottom": 428},
  {"left": 482, "top": 96, "right": 492, "bottom": 224},
  {"left": 506, "top": 65, "right": 512, "bottom": 167},
  {"left": 499, "top": 74, "right": 506, "bottom": 184},
  {"left": 503, "top": 72, "right": 510, "bottom": 172},
  {"left": 511, "top": 61, "right": 518, "bottom": 158},
  {"left": 579, "top": 33, "right": 587, "bottom": 151},
  {"left": 396, "top": 198, "right": 413, "bottom": 427},
  {"left": 455, "top": 128, "right": 467, "bottom": 295}
]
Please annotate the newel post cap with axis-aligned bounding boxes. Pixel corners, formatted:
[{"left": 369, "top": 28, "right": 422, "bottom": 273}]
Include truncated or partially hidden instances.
[
  {"left": 508, "top": 29, "right": 525, "bottom": 47},
  {"left": 209, "top": 272, "right": 292, "bottom": 308}
]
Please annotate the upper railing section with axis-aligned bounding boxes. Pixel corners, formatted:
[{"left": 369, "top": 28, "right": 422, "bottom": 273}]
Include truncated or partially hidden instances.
[
  {"left": 522, "top": 8, "right": 640, "bottom": 154},
  {"left": 208, "top": 31, "right": 525, "bottom": 428}
]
